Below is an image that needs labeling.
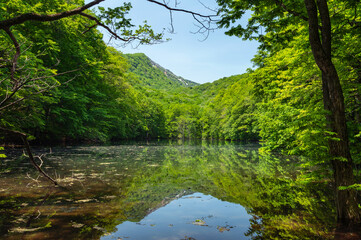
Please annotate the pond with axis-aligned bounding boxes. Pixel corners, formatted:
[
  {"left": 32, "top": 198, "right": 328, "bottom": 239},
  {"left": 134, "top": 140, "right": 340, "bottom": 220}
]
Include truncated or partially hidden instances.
[{"left": 0, "top": 141, "right": 355, "bottom": 239}]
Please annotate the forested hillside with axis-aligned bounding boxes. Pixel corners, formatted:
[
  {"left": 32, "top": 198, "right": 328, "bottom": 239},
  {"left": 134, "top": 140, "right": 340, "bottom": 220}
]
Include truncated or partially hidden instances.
[
  {"left": 124, "top": 53, "right": 198, "bottom": 90},
  {"left": 0, "top": 12, "right": 257, "bottom": 144}
]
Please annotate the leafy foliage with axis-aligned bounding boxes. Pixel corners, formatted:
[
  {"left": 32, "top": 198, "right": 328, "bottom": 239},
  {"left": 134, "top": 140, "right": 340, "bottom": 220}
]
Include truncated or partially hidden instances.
[
  {"left": 1, "top": 0, "right": 361, "bottom": 180},
  {"left": 0, "top": 147, "right": 5, "bottom": 158}
]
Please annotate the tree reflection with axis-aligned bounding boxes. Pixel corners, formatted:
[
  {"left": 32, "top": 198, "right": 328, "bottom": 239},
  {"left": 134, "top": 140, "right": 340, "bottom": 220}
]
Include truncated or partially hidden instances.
[{"left": 1, "top": 142, "right": 359, "bottom": 239}]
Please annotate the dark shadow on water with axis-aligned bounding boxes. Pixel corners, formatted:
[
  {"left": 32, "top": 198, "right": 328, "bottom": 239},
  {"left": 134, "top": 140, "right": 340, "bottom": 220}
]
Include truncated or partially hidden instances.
[{"left": 333, "top": 223, "right": 361, "bottom": 240}]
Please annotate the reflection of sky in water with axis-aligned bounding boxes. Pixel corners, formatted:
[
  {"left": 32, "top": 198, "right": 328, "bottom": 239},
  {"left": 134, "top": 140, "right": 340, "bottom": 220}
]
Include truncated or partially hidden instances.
[{"left": 102, "top": 192, "right": 251, "bottom": 240}]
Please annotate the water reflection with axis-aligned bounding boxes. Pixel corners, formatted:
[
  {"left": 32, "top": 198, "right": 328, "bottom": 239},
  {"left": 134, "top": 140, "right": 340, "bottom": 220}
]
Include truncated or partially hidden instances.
[
  {"left": 102, "top": 192, "right": 251, "bottom": 240},
  {"left": 0, "top": 142, "right": 351, "bottom": 239}
]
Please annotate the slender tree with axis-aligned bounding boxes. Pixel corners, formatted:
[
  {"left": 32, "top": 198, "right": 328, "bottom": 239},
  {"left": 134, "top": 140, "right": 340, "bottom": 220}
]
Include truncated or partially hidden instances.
[
  {"left": 217, "top": 0, "right": 361, "bottom": 223},
  {"left": 304, "top": 0, "right": 360, "bottom": 224}
]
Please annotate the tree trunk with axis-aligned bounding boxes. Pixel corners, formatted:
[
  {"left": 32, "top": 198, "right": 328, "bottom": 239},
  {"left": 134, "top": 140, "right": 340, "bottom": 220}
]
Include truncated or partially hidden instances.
[
  {"left": 322, "top": 70, "right": 360, "bottom": 223},
  {"left": 304, "top": 0, "right": 360, "bottom": 223}
]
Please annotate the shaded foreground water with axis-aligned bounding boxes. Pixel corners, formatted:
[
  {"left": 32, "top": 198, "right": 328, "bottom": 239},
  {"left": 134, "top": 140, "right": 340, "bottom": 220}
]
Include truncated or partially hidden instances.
[{"left": 0, "top": 141, "right": 359, "bottom": 239}]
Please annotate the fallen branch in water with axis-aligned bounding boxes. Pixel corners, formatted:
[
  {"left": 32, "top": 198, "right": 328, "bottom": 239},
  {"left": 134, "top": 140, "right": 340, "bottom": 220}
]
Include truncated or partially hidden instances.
[{"left": 0, "top": 127, "right": 58, "bottom": 186}]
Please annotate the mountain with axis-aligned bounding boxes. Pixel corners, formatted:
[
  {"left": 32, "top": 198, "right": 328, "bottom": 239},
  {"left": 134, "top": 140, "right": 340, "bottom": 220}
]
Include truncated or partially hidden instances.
[
  {"left": 193, "top": 74, "right": 244, "bottom": 99},
  {"left": 124, "top": 53, "right": 198, "bottom": 90}
]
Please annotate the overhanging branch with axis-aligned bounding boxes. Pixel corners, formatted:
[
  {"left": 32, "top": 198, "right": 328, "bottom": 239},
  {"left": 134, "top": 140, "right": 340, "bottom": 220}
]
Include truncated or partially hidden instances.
[
  {"left": 146, "top": 0, "right": 218, "bottom": 39},
  {"left": 146, "top": 0, "right": 218, "bottom": 19},
  {"left": 79, "top": 12, "right": 129, "bottom": 42},
  {"left": 0, "top": 0, "right": 104, "bottom": 29}
]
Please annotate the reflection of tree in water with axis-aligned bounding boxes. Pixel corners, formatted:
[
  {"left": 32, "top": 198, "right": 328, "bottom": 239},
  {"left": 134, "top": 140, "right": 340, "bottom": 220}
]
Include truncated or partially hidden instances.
[
  {"left": 1, "top": 143, "right": 360, "bottom": 239},
  {"left": 129, "top": 143, "right": 341, "bottom": 239}
]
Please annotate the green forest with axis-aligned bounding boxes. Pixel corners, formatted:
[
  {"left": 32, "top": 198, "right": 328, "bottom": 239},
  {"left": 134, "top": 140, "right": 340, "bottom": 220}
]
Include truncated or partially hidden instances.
[{"left": 1, "top": 0, "right": 361, "bottom": 228}]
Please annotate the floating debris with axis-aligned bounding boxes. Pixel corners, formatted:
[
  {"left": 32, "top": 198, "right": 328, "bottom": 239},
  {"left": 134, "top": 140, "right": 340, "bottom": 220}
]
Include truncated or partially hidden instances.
[
  {"left": 9, "top": 227, "right": 43, "bottom": 233},
  {"left": 192, "top": 219, "right": 207, "bottom": 226},
  {"left": 217, "top": 226, "right": 231, "bottom": 232},
  {"left": 75, "top": 198, "right": 95, "bottom": 203},
  {"left": 71, "top": 223, "right": 84, "bottom": 228}
]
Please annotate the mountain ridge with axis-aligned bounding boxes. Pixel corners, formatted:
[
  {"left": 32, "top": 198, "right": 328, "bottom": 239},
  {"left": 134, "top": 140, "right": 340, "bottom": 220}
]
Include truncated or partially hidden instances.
[{"left": 124, "top": 53, "right": 199, "bottom": 90}]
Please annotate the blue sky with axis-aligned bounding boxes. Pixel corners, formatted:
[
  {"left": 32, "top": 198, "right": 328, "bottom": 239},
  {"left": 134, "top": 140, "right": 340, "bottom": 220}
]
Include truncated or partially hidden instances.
[{"left": 90, "top": 0, "right": 259, "bottom": 84}]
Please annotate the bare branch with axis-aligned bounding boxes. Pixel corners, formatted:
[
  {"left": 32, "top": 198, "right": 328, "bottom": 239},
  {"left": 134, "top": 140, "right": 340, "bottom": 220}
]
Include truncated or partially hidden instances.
[
  {"left": 167, "top": 3, "right": 175, "bottom": 33},
  {"left": 0, "top": 127, "right": 58, "bottom": 185},
  {"left": 26, "top": 172, "right": 41, "bottom": 186},
  {"left": 79, "top": 12, "right": 130, "bottom": 42},
  {"left": 82, "top": 24, "right": 98, "bottom": 35},
  {"left": 37, "top": 154, "right": 44, "bottom": 168},
  {"left": 3, "top": 28, "right": 20, "bottom": 83},
  {"left": 147, "top": 0, "right": 218, "bottom": 39},
  {"left": 197, "top": 0, "right": 218, "bottom": 14},
  {"left": 147, "top": 0, "right": 218, "bottom": 19},
  {"left": 0, "top": 68, "right": 79, "bottom": 111}
]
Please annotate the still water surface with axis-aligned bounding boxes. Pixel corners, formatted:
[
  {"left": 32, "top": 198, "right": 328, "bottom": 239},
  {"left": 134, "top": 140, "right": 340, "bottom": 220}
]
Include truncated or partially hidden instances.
[
  {"left": 102, "top": 192, "right": 251, "bottom": 240},
  {"left": 0, "top": 141, "right": 341, "bottom": 239}
]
